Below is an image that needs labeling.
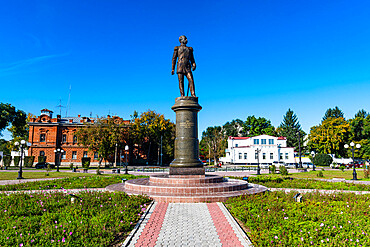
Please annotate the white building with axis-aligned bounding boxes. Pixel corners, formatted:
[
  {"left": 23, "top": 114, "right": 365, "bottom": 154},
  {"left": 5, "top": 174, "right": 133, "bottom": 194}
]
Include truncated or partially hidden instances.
[{"left": 219, "top": 135, "right": 295, "bottom": 165}]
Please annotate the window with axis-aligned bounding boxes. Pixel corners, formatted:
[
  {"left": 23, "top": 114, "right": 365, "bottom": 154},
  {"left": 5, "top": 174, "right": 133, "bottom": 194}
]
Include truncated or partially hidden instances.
[
  {"left": 280, "top": 153, "right": 283, "bottom": 160},
  {"left": 269, "top": 139, "right": 274, "bottom": 145},
  {"left": 72, "top": 151, "right": 77, "bottom": 160},
  {"left": 261, "top": 139, "right": 266, "bottom": 145},
  {"left": 40, "top": 151, "right": 45, "bottom": 156},
  {"left": 270, "top": 153, "right": 273, "bottom": 159},
  {"left": 239, "top": 153, "right": 242, "bottom": 159},
  {"left": 262, "top": 153, "right": 266, "bottom": 159},
  {"left": 94, "top": 152, "right": 98, "bottom": 160},
  {"left": 244, "top": 153, "right": 247, "bottom": 159},
  {"left": 235, "top": 144, "right": 238, "bottom": 147},
  {"left": 62, "top": 134, "right": 67, "bottom": 143},
  {"left": 285, "top": 153, "right": 289, "bottom": 159},
  {"left": 40, "top": 134, "right": 46, "bottom": 142},
  {"left": 254, "top": 139, "right": 259, "bottom": 145},
  {"left": 83, "top": 151, "right": 88, "bottom": 158},
  {"left": 73, "top": 136, "right": 77, "bottom": 144},
  {"left": 255, "top": 152, "right": 258, "bottom": 159},
  {"left": 61, "top": 152, "right": 66, "bottom": 159}
]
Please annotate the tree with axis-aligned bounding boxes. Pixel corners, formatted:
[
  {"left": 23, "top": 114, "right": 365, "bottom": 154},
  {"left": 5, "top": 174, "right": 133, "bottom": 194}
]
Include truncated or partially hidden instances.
[
  {"left": 76, "top": 117, "right": 129, "bottom": 167},
  {"left": 308, "top": 117, "right": 350, "bottom": 157},
  {"left": 348, "top": 114, "right": 370, "bottom": 159},
  {"left": 130, "top": 110, "right": 175, "bottom": 165},
  {"left": 200, "top": 126, "right": 225, "bottom": 166},
  {"left": 312, "top": 153, "right": 333, "bottom": 166},
  {"left": 242, "top": 116, "right": 276, "bottom": 137},
  {"left": 277, "top": 109, "right": 306, "bottom": 151},
  {"left": 0, "top": 103, "right": 29, "bottom": 138},
  {"left": 322, "top": 106, "right": 344, "bottom": 121},
  {"left": 355, "top": 109, "right": 368, "bottom": 119},
  {"left": 222, "top": 119, "right": 244, "bottom": 137}
]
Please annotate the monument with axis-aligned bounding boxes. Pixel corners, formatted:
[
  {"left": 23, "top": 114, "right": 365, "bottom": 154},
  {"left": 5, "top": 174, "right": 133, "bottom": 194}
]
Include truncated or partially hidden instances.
[
  {"left": 170, "top": 35, "right": 204, "bottom": 176},
  {"left": 106, "top": 36, "right": 267, "bottom": 202}
]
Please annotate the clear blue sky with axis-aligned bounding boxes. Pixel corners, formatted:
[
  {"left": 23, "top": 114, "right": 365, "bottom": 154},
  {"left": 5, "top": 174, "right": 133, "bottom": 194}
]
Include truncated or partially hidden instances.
[{"left": 1, "top": 0, "right": 370, "bottom": 140}]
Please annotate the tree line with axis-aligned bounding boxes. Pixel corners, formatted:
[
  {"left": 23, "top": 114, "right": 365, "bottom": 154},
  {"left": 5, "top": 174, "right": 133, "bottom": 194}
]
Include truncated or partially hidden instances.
[{"left": 200, "top": 107, "right": 370, "bottom": 165}]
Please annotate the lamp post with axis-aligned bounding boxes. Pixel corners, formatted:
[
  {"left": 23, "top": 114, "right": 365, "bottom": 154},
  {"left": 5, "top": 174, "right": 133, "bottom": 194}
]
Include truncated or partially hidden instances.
[
  {"left": 125, "top": 145, "right": 129, "bottom": 174},
  {"left": 160, "top": 135, "right": 163, "bottom": 167},
  {"left": 344, "top": 142, "right": 361, "bottom": 180},
  {"left": 114, "top": 143, "right": 118, "bottom": 168},
  {"left": 311, "top": 151, "right": 316, "bottom": 171},
  {"left": 54, "top": 148, "right": 64, "bottom": 172},
  {"left": 255, "top": 148, "right": 261, "bottom": 175},
  {"left": 14, "top": 140, "right": 29, "bottom": 179}
]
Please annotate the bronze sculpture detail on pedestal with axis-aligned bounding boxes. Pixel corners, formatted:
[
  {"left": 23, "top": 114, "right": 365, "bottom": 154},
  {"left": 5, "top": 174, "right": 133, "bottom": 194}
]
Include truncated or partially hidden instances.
[{"left": 172, "top": 35, "right": 197, "bottom": 97}]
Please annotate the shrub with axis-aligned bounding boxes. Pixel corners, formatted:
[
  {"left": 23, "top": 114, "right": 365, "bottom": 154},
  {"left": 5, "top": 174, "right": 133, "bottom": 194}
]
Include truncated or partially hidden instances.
[
  {"left": 3, "top": 156, "right": 12, "bottom": 167},
  {"left": 13, "top": 156, "right": 20, "bottom": 167},
  {"left": 279, "top": 165, "right": 288, "bottom": 176},
  {"left": 69, "top": 163, "right": 74, "bottom": 170},
  {"left": 317, "top": 171, "right": 324, "bottom": 177},
  {"left": 312, "top": 153, "right": 333, "bottom": 166},
  {"left": 270, "top": 165, "right": 276, "bottom": 174},
  {"left": 24, "top": 156, "right": 35, "bottom": 167},
  {"left": 364, "top": 166, "right": 370, "bottom": 179},
  {"left": 38, "top": 156, "right": 46, "bottom": 163},
  {"left": 340, "top": 164, "right": 346, "bottom": 172},
  {"left": 82, "top": 157, "right": 91, "bottom": 169}
]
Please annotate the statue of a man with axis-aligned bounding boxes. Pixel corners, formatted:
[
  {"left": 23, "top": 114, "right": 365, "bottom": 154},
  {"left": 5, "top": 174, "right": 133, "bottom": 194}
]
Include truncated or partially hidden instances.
[{"left": 172, "top": 35, "right": 197, "bottom": 97}]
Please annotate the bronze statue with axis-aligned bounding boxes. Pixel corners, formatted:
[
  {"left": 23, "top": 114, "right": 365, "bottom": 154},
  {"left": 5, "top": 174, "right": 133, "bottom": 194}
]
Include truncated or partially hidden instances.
[{"left": 172, "top": 35, "right": 197, "bottom": 97}]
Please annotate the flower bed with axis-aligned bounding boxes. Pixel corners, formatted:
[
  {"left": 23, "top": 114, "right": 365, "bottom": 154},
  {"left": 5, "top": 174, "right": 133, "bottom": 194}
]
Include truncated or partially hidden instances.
[
  {"left": 0, "top": 191, "right": 151, "bottom": 246},
  {"left": 0, "top": 175, "right": 147, "bottom": 191},
  {"left": 226, "top": 191, "right": 370, "bottom": 246},
  {"left": 232, "top": 176, "right": 370, "bottom": 191}
]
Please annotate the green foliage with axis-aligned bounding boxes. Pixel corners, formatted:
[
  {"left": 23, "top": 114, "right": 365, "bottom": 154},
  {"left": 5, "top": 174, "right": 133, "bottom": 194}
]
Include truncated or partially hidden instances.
[
  {"left": 130, "top": 110, "right": 175, "bottom": 165},
  {"left": 270, "top": 164, "right": 276, "bottom": 174},
  {"left": 13, "top": 156, "right": 20, "bottom": 167},
  {"left": 243, "top": 115, "right": 276, "bottom": 137},
  {"left": 201, "top": 126, "right": 225, "bottom": 166},
  {"left": 313, "top": 153, "right": 333, "bottom": 166},
  {"left": 226, "top": 191, "right": 370, "bottom": 246},
  {"left": 279, "top": 165, "right": 288, "bottom": 176},
  {"left": 277, "top": 109, "right": 305, "bottom": 151},
  {"left": 0, "top": 175, "right": 147, "bottom": 191},
  {"left": 364, "top": 166, "right": 370, "bottom": 179},
  {"left": 0, "top": 139, "right": 10, "bottom": 154},
  {"left": 322, "top": 106, "right": 344, "bottom": 121},
  {"left": 3, "top": 155, "right": 11, "bottom": 167},
  {"left": 222, "top": 119, "right": 244, "bottom": 137},
  {"left": 81, "top": 157, "right": 91, "bottom": 169},
  {"left": 69, "top": 163, "right": 74, "bottom": 170},
  {"left": 308, "top": 117, "right": 350, "bottom": 157},
  {"left": 38, "top": 156, "right": 46, "bottom": 163},
  {"left": 0, "top": 103, "right": 29, "bottom": 139},
  {"left": 24, "top": 156, "right": 35, "bottom": 167},
  {"left": 0, "top": 191, "right": 151, "bottom": 246},
  {"left": 340, "top": 164, "right": 345, "bottom": 172},
  {"left": 354, "top": 109, "right": 368, "bottom": 119},
  {"left": 317, "top": 171, "right": 324, "bottom": 177}
]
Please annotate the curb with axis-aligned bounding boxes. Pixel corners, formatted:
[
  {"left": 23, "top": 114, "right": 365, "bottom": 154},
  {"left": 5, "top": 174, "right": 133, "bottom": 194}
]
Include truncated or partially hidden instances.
[{"left": 121, "top": 201, "right": 155, "bottom": 247}]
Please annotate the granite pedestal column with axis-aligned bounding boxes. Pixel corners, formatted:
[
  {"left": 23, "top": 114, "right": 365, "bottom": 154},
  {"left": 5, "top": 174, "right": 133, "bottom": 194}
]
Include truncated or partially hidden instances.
[{"left": 169, "top": 96, "right": 204, "bottom": 175}]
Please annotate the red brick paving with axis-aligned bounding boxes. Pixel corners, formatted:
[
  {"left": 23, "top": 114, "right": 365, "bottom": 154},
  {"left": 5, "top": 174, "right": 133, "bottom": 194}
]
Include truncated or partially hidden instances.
[{"left": 207, "top": 203, "right": 244, "bottom": 247}]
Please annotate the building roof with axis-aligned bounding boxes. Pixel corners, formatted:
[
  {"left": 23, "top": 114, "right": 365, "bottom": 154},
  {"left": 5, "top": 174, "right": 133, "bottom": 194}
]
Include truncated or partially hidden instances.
[
  {"left": 41, "top": 108, "right": 53, "bottom": 112},
  {"left": 229, "top": 137, "right": 250, "bottom": 140},
  {"left": 277, "top": 137, "right": 287, "bottom": 140}
]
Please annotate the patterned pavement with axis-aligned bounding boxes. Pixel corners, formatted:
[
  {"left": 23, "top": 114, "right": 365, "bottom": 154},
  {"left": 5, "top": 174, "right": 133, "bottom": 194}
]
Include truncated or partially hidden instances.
[{"left": 123, "top": 202, "right": 252, "bottom": 247}]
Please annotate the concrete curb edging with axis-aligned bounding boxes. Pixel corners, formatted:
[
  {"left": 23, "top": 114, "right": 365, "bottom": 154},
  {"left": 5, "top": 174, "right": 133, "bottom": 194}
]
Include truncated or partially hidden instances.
[
  {"left": 121, "top": 201, "right": 155, "bottom": 247},
  {"left": 218, "top": 202, "right": 254, "bottom": 247}
]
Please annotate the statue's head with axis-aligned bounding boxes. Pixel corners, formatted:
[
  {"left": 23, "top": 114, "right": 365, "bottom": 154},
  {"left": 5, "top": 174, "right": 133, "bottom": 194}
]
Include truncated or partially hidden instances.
[{"left": 179, "top": 35, "right": 188, "bottom": 45}]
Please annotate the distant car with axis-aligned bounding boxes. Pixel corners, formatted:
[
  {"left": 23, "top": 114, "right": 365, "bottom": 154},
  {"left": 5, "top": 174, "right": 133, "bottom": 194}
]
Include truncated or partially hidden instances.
[{"left": 35, "top": 163, "right": 55, "bottom": 169}]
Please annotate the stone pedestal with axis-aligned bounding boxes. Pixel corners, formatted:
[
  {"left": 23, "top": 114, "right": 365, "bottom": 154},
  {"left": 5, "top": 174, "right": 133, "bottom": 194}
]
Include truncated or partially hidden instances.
[{"left": 169, "top": 97, "right": 204, "bottom": 175}]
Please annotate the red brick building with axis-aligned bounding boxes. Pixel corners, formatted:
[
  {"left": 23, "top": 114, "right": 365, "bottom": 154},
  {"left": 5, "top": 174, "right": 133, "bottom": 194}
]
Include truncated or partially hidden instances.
[{"left": 28, "top": 109, "right": 129, "bottom": 166}]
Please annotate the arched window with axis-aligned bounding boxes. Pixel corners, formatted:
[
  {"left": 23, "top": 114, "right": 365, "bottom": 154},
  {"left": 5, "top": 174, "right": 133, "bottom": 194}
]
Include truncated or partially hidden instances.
[{"left": 73, "top": 136, "right": 77, "bottom": 144}]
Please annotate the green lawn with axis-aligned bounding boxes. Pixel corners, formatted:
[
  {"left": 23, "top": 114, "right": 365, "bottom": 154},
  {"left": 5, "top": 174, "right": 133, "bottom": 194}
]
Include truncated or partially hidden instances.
[
  {"left": 267, "top": 169, "right": 370, "bottom": 180},
  {"left": 0, "top": 171, "right": 101, "bottom": 180}
]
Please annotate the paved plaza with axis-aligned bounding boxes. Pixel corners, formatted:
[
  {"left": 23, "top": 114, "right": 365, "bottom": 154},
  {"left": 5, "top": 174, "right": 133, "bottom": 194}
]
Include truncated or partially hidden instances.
[{"left": 123, "top": 202, "right": 252, "bottom": 247}]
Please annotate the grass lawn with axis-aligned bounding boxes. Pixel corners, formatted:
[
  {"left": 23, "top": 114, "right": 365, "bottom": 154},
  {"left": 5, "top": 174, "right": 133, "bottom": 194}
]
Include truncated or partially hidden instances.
[
  {"left": 265, "top": 169, "right": 370, "bottom": 180},
  {"left": 0, "top": 171, "right": 100, "bottom": 180}
]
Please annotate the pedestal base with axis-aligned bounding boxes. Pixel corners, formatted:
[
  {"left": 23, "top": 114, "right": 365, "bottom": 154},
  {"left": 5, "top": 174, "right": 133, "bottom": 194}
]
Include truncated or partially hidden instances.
[{"left": 169, "top": 167, "right": 205, "bottom": 176}]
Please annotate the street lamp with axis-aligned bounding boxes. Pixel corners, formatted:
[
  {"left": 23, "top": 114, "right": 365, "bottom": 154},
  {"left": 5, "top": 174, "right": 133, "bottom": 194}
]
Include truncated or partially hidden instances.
[
  {"left": 125, "top": 145, "right": 129, "bottom": 174},
  {"left": 14, "top": 140, "right": 30, "bottom": 179},
  {"left": 310, "top": 151, "right": 316, "bottom": 171},
  {"left": 344, "top": 142, "right": 361, "bottom": 180},
  {"left": 114, "top": 143, "right": 118, "bottom": 168},
  {"left": 54, "top": 148, "right": 64, "bottom": 172},
  {"left": 255, "top": 148, "right": 261, "bottom": 175}
]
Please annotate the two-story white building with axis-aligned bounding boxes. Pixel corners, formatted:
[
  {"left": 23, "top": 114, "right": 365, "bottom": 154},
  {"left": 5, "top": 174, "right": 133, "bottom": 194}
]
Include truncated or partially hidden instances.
[{"left": 219, "top": 135, "right": 295, "bottom": 165}]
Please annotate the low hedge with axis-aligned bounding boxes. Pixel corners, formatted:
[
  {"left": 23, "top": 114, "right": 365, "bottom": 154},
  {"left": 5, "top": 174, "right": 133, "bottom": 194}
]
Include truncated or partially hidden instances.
[
  {"left": 38, "top": 156, "right": 46, "bottom": 163},
  {"left": 3, "top": 156, "right": 12, "bottom": 167},
  {"left": 13, "top": 156, "right": 20, "bottom": 167},
  {"left": 24, "top": 156, "right": 35, "bottom": 167}
]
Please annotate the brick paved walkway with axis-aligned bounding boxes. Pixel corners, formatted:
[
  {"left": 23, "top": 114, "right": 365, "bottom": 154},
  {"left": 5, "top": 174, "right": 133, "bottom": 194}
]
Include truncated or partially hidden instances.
[{"left": 123, "top": 202, "right": 252, "bottom": 247}]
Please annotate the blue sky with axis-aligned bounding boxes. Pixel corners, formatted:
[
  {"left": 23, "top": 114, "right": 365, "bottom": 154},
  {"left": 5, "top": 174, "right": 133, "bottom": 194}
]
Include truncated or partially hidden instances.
[{"left": 1, "top": 0, "right": 370, "bottom": 140}]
